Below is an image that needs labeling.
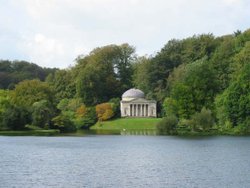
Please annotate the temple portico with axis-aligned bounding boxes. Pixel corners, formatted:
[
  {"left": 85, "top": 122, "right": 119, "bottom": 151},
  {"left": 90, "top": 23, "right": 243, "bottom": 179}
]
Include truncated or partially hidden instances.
[{"left": 120, "top": 88, "right": 157, "bottom": 118}]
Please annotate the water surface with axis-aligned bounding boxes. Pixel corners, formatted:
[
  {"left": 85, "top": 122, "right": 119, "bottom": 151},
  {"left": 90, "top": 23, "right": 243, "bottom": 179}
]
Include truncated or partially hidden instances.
[{"left": 1, "top": 136, "right": 250, "bottom": 188}]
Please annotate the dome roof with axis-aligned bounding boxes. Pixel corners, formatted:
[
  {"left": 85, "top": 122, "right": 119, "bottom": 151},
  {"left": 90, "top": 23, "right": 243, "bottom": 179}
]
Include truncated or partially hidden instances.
[{"left": 122, "top": 88, "right": 145, "bottom": 99}]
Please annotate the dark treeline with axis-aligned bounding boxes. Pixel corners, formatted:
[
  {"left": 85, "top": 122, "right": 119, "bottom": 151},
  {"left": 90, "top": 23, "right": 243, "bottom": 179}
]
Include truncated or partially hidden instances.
[
  {"left": 0, "top": 29, "right": 249, "bottom": 134},
  {"left": 0, "top": 60, "right": 58, "bottom": 89}
]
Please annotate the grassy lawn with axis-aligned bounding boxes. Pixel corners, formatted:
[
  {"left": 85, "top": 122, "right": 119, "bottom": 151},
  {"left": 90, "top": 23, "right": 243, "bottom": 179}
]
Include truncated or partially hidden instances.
[
  {"left": 91, "top": 118, "right": 162, "bottom": 131},
  {"left": 0, "top": 118, "right": 162, "bottom": 136}
]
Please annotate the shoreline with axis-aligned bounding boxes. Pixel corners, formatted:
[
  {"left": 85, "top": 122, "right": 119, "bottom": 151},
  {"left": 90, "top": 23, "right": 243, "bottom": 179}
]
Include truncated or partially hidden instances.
[{"left": 1, "top": 129, "right": 249, "bottom": 137}]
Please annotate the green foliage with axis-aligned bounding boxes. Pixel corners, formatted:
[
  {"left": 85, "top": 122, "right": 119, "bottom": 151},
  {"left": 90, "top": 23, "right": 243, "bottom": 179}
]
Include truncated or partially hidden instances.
[
  {"left": 210, "top": 35, "right": 236, "bottom": 91},
  {"left": 0, "top": 90, "right": 31, "bottom": 130},
  {"left": 132, "top": 57, "right": 153, "bottom": 98},
  {"left": 32, "top": 100, "right": 55, "bottom": 129},
  {"left": 52, "top": 114, "right": 76, "bottom": 133},
  {"left": 0, "top": 60, "right": 57, "bottom": 89},
  {"left": 2, "top": 105, "right": 30, "bottom": 130},
  {"left": 0, "top": 90, "right": 11, "bottom": 129},
  {"left": 231, "top": 41, "right": 250, "bottom": 74},
  {"left": 56, "top": 98, "right": 97, "bottom": 129},
  {"left": 188, "top": 107, "right": 214, "bottom": 131},
  {"left": 215, "top": 63, "right": 250, "bottom": 129},
  {"left": 234, "top": 29, "right": 250, "bottom": 50},
  {"left": 157, "top": 115, "right": 178, "bottom": 135},
  {"left": 76, "top": 106, "right": 97, "bottom": 129},
  {"left": 56, "top": 98, "right": 84, "bottom": 113},
  {"left": 109, "top": 98, "right": 120, "bottom": 117},
  {"left": 169, "top": 83, "right": 194, "bottom": 118},
  {"left": 11, "top": 79, "right": 54, "bottom": 108},
  {"left": 133, "top": 34, "right": 218, "bottom": 103},
  {"left": 162, "top": 97, "right": 179, "bottom": 116},
  {"left": 46, "top": 69, "right": 76, "bottom": 101},
  {"left": 75, "top": 44, "right": 135, "bottom": 105},
  {"left": 76, "top": 64, "right": 108, "bottom": 105},
  {"left": 0, "top": 90, "right": 10, "bottom": 113},
  {"left": 2, "top": 28, "right": 250, "bottom": 135},
  {"left": 168, "top": 59, "right": 219, "bottom": 118},
  {"left": 115, "top": 43, "right": 136, "bottom": 91}
]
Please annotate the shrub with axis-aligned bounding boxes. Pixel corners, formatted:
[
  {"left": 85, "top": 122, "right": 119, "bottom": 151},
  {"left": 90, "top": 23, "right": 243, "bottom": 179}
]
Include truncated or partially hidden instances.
[
  {"left": 162, "top": 97, "right": 179, "bottom": 116},
  {"left": 75, "top": 107, "right": 97, "bottom": 129},
  {"left": 157, "top": 115, "right": 178, "bottom": 135},
  {"left": 2, "top": 105, "right": 30, "bottom": 130},
  {"left": 189, "top": 107, "right": 214, "bottom": 131},
  {"left": 52, "top": 114, "right": 76, "bottom": 133},
  {"left": 32, "top": 100, "right": 55, "bottom": 129},
  {"left": 109, "top": 98, "right": 120, "bottom": 117},
  {"left": 96, "top": 103, "right": 114, "bottom": 121},
  {"left": 75, "top": 105, "right": 87, "bottom": 118}
]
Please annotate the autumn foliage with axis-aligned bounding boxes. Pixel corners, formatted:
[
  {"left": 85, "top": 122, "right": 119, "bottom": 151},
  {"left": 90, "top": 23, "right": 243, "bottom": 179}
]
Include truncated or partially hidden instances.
[
  {"left": 76, "top": 105, "right": 87, "bottom": 118},
  {"left": 96, "top": 103, "right": 114, "bottom": 121}
]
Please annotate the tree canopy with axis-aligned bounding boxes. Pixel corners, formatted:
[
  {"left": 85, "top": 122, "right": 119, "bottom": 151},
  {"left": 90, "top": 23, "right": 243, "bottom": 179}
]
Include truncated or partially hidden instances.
[
  {"left": 0, "top": 60, "right": 57, "bottom": 89},
  {"left": 1, "top": 28, "right": 250, "bottom": 134}
]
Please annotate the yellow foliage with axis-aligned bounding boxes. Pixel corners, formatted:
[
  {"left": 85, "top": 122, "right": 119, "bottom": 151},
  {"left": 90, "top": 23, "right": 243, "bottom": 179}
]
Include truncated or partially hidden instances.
[
  {"left": 96, "top": 103, "right": 114, "bottom": 121},
  {"left": 76, "top": 105, "right": 87, "bottom": 118}
]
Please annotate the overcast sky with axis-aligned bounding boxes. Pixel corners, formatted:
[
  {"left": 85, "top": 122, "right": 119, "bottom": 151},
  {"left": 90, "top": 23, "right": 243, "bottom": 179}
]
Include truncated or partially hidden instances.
[{"left": 0, "top": 0, "right": 250, "bottom": 68}]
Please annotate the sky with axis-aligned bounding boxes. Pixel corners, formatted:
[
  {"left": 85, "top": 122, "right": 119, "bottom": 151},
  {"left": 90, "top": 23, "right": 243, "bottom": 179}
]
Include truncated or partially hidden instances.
[{"left": 0, "top": 0, "right": 250, "bottom": 68}]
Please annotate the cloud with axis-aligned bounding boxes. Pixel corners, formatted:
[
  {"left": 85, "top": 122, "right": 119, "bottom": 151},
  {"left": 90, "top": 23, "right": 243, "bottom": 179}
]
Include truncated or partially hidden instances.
[
  {"left": 18, "top": 34, "right": 65, "bottom": 68},
  {"left": 223, "top": 0, "right": 243, "bottom": 5},
  {"left": 1, "top": 0, "right": 250, "bottom": 68}
]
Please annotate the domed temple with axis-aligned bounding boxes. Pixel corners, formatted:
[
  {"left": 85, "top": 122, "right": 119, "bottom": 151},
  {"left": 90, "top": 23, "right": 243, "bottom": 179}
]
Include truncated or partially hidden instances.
[{"left": 120, "top": 88, "right": 157, "bottom": 117}]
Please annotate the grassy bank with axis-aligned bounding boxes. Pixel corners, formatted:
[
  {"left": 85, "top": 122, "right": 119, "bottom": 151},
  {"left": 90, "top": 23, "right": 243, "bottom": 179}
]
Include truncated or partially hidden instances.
[
  {"left": 91, "top": 118, "right": 161, "bottom": 131},
  {"left": 1, "top": 118, "right": 248, "bottom": 136}
]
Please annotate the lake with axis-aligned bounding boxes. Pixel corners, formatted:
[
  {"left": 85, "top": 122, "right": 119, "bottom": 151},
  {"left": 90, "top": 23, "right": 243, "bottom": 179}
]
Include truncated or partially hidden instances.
[{"left": 1, "top": 136, "right": 250, "bottom": 188}]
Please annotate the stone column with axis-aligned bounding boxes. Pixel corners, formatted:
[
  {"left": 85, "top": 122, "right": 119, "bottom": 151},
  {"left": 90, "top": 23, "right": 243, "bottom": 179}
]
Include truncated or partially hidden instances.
[
  {"left": 142, "top": 104, "right": 144, "bottom": 117},
  {"left": 144, "top": 104, "right": 146, "bottom": 117},
  {"left": 146, "top": 104, "right": 148, "bottom": 117},
  {"left": 140, "top": 104, "right": 142, "bottom": 117}
]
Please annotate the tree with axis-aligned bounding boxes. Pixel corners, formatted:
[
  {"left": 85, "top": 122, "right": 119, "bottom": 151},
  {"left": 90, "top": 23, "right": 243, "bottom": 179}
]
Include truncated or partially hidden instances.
[
  {"left": 188, "top": 107, "right": 214, "bottom": 131},
  {"left": 162, "top": 97, "right": 179, "bottom": 117},
  {"left": 132, "top": 56, "right": 153, "bottom": 97},
  {"left": 215, "top": 63, "right": 250, "bottom": 129},
  {"left": 76, "top": 105, "right": 87, "bottom": 118},
  {"left": 157, "top": 115, "right": 178, "bottom": 135},
  {"left": 52, "top": 114, "right": 76, "bottom": 133},
  {"left": 56, "top": 98, "right": 84, "bottom": 124},
  {"left": 75, "top": 44, "right": 135, "bottom": 105},
  {"left": 231, "top": 41, "right": 250, "bottom": 74},
  {"left": 0, "top": 90, "right": 11, "bottom": 129},
  {"left": 96, "top": 103, "right": 114, "bottom": 121},
  {"left": 76, "top": 106, "right": 97, "bottom": 129},
  {"left": 2, "top": 105, "right": 30, "bottom": 130},
  {"left": 76, "top": 64, "right": 107, "bottom": 105},
  {"left": 115, "top": 43, "right": 136, "bottom": 91},
  {"left": 109, "top": 98, "right": 120, "bottom": 118},
  {"left": 167, "top": 58, "right": 219, "bottom": 118},
  {"left": 0, "top": 60, "right": 57, "bottom": 89},
  {"left": 11, "top": 80, "right": 55, "bottom": 108},
  {"left": 210, "top": 35, "right": 236, "bottom": 91},
  {"left": 32, "top": 100, "right": 55, "bottom": 128},
  {"left": 46, "top": 69, "right": 76, "bottom": 101}
]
